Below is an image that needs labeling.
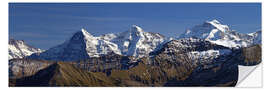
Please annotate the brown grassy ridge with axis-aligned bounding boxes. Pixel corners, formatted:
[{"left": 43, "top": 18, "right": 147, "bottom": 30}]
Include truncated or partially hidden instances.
[
  {"left": 10, "top": 59, "right": 194, "bottom": 87},
  {"left": 49, "top": 62, "right": 115, "bottom": 86},
  {"left": 10, "top": 62, "right": 115, "bottom": 87}
]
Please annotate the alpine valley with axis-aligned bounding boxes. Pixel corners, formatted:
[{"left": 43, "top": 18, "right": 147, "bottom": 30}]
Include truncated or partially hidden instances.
[{"left": 8, "top": 20, "right": 262, "bottom": 87}]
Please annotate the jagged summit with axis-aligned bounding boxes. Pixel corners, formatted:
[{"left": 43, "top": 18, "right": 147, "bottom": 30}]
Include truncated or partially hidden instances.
[
  {"left": 9, "top": 38, "right": 24, "bottom": 45},
  {"left": 81, "top": 28, "right": 88, "bottom": 34},
  {"left": 74, "top": 28, "right": 94, "bottom": 38},
  {"left": 130, "top": 25, "right": 144, "bottom": 32},
  {"left": 207, "top": 19, "right": 221, "bottom": 24},
  {"left": 70, "top": 28, "right": 97, "bottom": 47},
  {"left": 206, "top": 19, "right": 229, "bottom": 32}
]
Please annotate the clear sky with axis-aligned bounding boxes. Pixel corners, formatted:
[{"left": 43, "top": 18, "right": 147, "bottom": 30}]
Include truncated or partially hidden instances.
[{"left": 9, "top": 3, "right": 261, "bottom": 50}]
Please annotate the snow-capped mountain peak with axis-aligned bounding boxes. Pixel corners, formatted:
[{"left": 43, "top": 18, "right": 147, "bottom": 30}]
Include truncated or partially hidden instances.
[
  {"left": 80, "top": 28, "right": 97, "bottom": 38},
  {"left": 77, "top": 28, "right": 95, "bottom": 38},
  {"left": 99, "top": 25, "right": 167, "bottom": 58},
  {"left": 81, "top": 28, "right": 92, "bottom": 36},
  {"left": 208, "top": 19, "right": 220, "bottom": 24},
  {"left": 180, "top": 19, "right": 228, "bottom": 40},
  {"left": 179, "top": 19, "right": 261, "bottom": 48},
  {"left": 131, "top": 25, "right": 144, "bottom": 33},
  {"left": 28, "top": 28, "right": 122, "bottom": 61},
  {"left": 9, "top": 39, "right": 43, "bottom": 60},
  {"left": 205, "top": 19, "right": 230, "bottom": 32}
]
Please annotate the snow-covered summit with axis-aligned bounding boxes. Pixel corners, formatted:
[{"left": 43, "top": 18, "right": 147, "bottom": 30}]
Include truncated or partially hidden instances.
[
  {"left": 9, "top": 39, "right": 43, "bottom": 60},
  {"left": 100, "top": 25, "right": 167, "bottom": 58},
  {"left": 206, "top": 19, "right": 230, "bottom": 32},
  {"left": 131, "top": 25, "right": 144, "bottom": 32},
  {"left": 208, "top": 19, "right": 220, "bottom": 24},
  {"left": 28, "top": 29, "right": 121, "bottom": 61},
  {"left": 81, "top": 28, "right": 93, "bottom": 37},
  {"left": 29, "top": 25, "right": 167, "bottom": 61},
  {"left": 179, "top": 19, "right": 261, "bottom": 48}
]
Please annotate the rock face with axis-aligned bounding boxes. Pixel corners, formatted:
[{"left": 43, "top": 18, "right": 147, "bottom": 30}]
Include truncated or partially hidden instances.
[
  {"left": 9, "top": 59, "right": 53, "bottom": 79},
  {"left": 9, "top": 39, "right": 43, "bottom": 60},
  {"left": 74, "top": 52, "right": 139, "bottom": 73},
  {"left": 179, "top": 20, "right": 261, "bottom": 48}
]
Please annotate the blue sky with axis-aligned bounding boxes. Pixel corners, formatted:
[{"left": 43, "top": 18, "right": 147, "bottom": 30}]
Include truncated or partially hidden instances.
[{"left": 9, "top": 3, "right": 261, "bottom": 50}]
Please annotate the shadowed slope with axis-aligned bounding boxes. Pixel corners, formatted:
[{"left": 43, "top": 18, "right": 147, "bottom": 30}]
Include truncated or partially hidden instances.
[{"left": 10, "top": 62, "right": 114, "bottom": 87}]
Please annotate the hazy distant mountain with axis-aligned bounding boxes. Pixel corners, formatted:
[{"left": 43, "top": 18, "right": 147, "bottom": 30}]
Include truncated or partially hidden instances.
[{"left": 9, "top": 39, "right": 43, "bottom": 60}]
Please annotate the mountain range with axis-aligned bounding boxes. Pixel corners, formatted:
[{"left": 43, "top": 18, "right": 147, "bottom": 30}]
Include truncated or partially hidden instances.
[
  {"left": 9, "top": 39, "right": 261, "bottom": 86},
  {"left": 9, "top": 19, "right": 261, "bottom": 61},
  {"left": 26, "top": 25, "right": 167, "bottom": 61},
  {"left": 8, "top": 19, "right": 262, "bottom": 87}
]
